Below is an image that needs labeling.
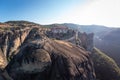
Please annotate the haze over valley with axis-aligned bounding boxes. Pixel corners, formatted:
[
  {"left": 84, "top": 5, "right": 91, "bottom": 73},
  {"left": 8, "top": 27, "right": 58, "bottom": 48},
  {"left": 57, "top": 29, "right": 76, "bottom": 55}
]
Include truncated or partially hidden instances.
[{"left": 0, "top": 0, "right": 120, "bottom": 80}]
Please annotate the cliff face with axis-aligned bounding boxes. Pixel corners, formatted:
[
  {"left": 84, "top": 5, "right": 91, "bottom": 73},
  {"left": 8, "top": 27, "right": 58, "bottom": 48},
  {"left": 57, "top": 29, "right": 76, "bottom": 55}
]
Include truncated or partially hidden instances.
[
  {"left": 0, "top": 25, "right": 96, "bottom": 80},
  {"left": 78, "top": 32, "right": 94, "bottom": 52},
  {"left": 45, "top": 24, "right": 120, "bottom": 80},
  {"left": 46, "top": 30, "right": 94, "bottom": 52},
  {"left": 0, "top": 27, "right": 31, "bottom": 63},
  {"left": 91, "top": 48, "right": 120, "bottom": 80},
  {"left": 95, "top": 29, "right": 120, "bottom": 67}
]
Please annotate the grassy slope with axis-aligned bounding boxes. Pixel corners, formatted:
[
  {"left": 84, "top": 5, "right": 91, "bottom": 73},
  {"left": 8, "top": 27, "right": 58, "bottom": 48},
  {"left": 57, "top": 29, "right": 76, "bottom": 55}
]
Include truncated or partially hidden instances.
[{"left": 92, "top": 47, "right": 120, "bottom": 80}]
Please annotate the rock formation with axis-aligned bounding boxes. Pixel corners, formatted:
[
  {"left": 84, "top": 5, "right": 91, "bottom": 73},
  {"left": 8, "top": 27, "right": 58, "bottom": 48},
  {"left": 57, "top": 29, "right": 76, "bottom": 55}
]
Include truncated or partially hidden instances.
[
  {"left": 91, "top": 48, "right": 120, "bottom": 80},
  {"left": 78, "top": 32, "right": 94, "bottom": 52},
  {"left": 45, "top": 24, "right": 120, "bottom": 80},
  {"left": 47, "top": 29, "right": 94, "bottom": 52},
  {"left": 0, "top": 23, "right": 96, "bottom": 80}
]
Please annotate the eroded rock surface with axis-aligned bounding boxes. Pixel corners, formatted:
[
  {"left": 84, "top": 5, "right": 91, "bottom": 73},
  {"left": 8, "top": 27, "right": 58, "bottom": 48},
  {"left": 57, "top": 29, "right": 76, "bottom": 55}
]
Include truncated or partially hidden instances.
[{"left": 0, "top": 25, "right": 96, "bottom": 80}]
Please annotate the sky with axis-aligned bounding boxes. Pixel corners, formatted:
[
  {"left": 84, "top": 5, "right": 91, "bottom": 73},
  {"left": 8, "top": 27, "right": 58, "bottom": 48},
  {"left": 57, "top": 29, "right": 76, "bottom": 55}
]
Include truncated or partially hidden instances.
[{"left": 0, "top": 0, "right": 120, "bottom": 27}]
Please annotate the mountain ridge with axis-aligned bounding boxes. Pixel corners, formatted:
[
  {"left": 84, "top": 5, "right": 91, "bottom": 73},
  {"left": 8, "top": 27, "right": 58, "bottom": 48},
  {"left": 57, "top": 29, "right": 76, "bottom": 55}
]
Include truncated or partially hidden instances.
[
  {"left": 0, "top": 21, "right": 120, "bottom": 80},
  {"left": 0, "top": 24, "right": 96, "bottom": 80}
]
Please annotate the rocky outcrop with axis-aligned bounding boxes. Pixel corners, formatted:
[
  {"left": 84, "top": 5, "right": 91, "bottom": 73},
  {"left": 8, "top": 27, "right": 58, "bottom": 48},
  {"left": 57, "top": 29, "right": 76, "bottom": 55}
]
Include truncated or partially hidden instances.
[
  {"left": 78, "top": 32, "right": 94, "bottom": 52},
  {"left": 6, "top": 39, "right": 96, "bottom": 80},
  {"left": 45, "top": 24, "right": 120, "bottom": 80},
  {"left": 91, "top": 48, "right": 120, "bottom": 80},
  {"left": 95, "top": 29, "right": 120, "bottom": 67},
  {"left": 0, "top": 27, "right": 31, "bottom": 62},
  {"left": 0, "top": 70, "right": 13, "bottom": 80},
  {"left": 0, "top": 25, "right": 96, "bottom": 80},
  {"left": 47, "top": 29, "right": 94, "bottom": 52},
  {"left": 0, "top": 49, "right": 7, "bottom": 69}
]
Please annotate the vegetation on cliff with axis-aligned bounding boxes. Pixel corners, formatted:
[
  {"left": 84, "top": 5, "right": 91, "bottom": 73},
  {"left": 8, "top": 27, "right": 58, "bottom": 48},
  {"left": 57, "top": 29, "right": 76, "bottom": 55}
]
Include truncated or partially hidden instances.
[{"left": 92, "top": 47, "right": 120, "bottom": 80}]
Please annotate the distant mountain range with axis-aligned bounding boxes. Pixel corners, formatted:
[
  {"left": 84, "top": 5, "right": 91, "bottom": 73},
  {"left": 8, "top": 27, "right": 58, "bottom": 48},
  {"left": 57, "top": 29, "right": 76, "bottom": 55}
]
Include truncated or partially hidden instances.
[
  {"left": 1, "top": 21, "right": 120, "bottom": 66},
  {"left": 95, "top": 29, "right": 120, "bottom": 66},
  {"left": 64, "top": 23, "right": 120, "bottom": 66},
  {"left": 44, "top": 23, "right": 120, "bottom": 66},
  {"left": 0, "top": 21, "right": 120, "bottom": 80}
]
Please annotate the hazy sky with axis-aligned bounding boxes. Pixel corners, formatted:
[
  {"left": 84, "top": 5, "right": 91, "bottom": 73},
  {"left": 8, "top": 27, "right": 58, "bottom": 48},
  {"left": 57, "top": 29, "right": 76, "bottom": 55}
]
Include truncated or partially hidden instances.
[{"left": 0, "top": 0, "right": 120, "bottom": 27}]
